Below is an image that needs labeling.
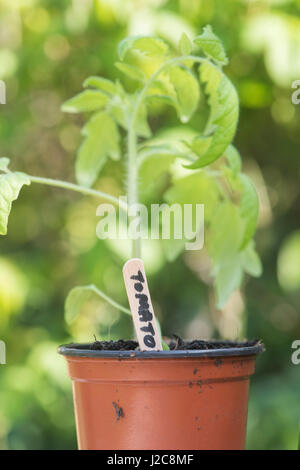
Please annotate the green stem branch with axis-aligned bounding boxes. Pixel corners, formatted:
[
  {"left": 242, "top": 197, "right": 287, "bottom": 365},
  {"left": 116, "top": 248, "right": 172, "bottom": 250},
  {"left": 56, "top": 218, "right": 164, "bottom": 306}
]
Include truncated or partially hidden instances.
[
  {"left": 89, "top": 284, "right": 131, "bottom": 315},
  {"left": 28, "top": 175, "right": 128, "bottom": 211},
  {"left": 127, "top": 125, "right": 141, "bottom": 258}
]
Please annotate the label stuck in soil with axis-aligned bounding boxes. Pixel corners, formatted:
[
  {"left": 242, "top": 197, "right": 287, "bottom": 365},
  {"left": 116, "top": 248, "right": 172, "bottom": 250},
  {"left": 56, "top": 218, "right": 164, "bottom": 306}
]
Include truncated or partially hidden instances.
[{"left": 123, "top": 258, "right": 163, "bottom": 351}]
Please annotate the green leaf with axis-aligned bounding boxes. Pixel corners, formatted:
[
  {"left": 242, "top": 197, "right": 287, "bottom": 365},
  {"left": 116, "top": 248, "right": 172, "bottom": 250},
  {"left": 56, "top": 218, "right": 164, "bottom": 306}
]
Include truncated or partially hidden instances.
[
  {"left": 0, "top": 172, "right": 31, "bottom": 235},
  {"left": 215, "top": 255, "right": 243, "bottom": 309},
  {"left": 194, "top": 25, "right": 228, "bottom": 65},
  {"left": 65, "top": 285, "right": 95, "bottom": 325},
  {"left": 185, "top": 61, "right": 239, "bottom": 168},
  {"left": 146, "top": 93, "right": 177, "bottom": 109},
  {"left": 110, "top": 101, "right": 128, "bottom": 130},
  {"left": 277, "top": 231, "right": 300, "bottom": 292},
  {"left": 148, "top": 78, "right": 174, "bottom": 95},
  {"left": 209, "top": 200, "right": 261, "bottom": 307},
  {"left": 184, "top": 135, "right": 212, "bottom": 157},
  {"left": 0, "top": 157, "right": 10, "bottom": 172},
  {"left": 168, "top": 65, "right": 200, "bottom": 123},
  {"left": 162, "top": 238, "right": 187, "bottom": 262},
  {"left": 65, "top": 284, "right": 131, "bottom": 324},
  {"left": 115, "top": 62, "right": 146, "bottom": 82},
  {"left": 220, "top": 145, "right": 242, "bottom": 193},
  {"left": 164, "top": 172, "right": 220, "bottom": 221},
  {"left": 61, "top": 89, "right": 109, "bottom": 113},
  {"left": 76, "top": 112, "right": 120, "bottom": 187},
  {"left": 241, "top": 242, "right": 262, "bottom": 277},
  {"left": 239, "top": 174, "right": 259, "bottom": 250},
  {"left": 209, "top": 202, "right": 244, "bottom": 261},
  {"left": 145, "top": 125, "right": 199, "bottom": 151},
  {"left": 109, "top": 83, "right": 130, "bottom": 130},
  {"left": 135, "top": 102, "right": 152, "bottom": 138},
  {"left": 138, "top": 145, "right": 179, "bottom": 201},
  {"left": 83, "top": 76, "right": 117, "bottom": 95},
  {"left": 179, "top": 32, "right": 192, "bottom": 55},
  {"left": 162, "top": 172, "right": 220, "bottom": 261},
  {"left": 118, "top": 35, "right": 169, "bottom": 61},
  {"left": 209, "top": 201, "right": 245, "bottom": 308},
  {"left": 109, "top": 92, "right": 151, "bottom": 137},
  {"left": 225, "top": 145, "right": 241, "bottom": 175},
  {"left": 146, "top": 77, "right": 178, "bottom": 109}
]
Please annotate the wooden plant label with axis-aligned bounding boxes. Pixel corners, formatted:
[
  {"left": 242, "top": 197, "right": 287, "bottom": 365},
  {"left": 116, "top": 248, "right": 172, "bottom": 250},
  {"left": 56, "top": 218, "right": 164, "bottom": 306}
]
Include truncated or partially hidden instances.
[{"left": 123, "top": 258, "right": 163, "bottom": 351}]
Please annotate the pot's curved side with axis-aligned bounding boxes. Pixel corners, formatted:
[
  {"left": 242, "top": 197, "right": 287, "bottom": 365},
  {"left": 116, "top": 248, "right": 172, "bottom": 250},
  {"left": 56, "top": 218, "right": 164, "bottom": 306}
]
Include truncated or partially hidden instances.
[{"left": 59, "top": 346, "right": 262, "bottom": 450}]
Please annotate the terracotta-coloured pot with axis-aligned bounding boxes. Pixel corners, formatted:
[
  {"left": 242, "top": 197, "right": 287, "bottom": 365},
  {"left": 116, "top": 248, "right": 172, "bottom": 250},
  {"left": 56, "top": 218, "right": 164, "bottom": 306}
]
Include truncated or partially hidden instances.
[{"left": 58, "top": 343, "right": 263, "bottom": 450}]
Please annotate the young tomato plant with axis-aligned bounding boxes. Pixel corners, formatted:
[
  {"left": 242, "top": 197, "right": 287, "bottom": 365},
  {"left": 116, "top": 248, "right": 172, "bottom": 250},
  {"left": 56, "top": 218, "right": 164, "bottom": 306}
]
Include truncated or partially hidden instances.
[{"left": 0, "top": 27, "right": 261, "bottom": 339}]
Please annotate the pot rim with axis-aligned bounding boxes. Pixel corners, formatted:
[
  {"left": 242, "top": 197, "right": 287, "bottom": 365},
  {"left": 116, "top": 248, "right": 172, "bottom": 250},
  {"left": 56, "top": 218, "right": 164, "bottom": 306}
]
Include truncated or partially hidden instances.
[{"left": 58, "top": 341, "right": 264, "bottom": 359}]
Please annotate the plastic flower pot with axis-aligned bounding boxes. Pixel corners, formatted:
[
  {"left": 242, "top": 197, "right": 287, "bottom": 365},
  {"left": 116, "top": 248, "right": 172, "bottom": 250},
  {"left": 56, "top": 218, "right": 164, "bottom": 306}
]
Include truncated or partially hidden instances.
[{"left": 58, "top": 342, "right": 263, "bottom": 450}]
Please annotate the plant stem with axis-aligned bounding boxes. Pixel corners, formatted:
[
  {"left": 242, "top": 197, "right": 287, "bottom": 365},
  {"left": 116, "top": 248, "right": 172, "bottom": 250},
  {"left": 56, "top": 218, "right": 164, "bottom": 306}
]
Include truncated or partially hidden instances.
[
  {"left": 28, "top": 175, "right": 128, "bottom": 211},
  {"left": 127, "top": 123, "right": 141, "bottom": 258}
]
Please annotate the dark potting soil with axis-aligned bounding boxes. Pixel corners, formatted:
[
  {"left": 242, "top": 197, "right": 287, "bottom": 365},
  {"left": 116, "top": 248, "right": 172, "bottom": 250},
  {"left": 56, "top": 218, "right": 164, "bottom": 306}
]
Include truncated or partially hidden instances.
[{"left": 89, "top": 336, "right": 261, "bottom": 351}]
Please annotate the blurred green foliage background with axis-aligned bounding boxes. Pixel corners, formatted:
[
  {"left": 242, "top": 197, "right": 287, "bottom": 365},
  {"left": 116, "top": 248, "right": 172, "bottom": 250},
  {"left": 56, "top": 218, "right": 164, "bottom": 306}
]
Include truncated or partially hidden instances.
[{"left": 0, "top": 0, "right": 299, "bottom": 450}]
